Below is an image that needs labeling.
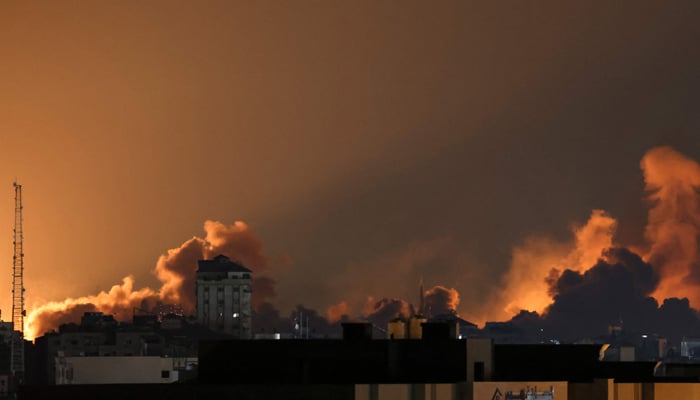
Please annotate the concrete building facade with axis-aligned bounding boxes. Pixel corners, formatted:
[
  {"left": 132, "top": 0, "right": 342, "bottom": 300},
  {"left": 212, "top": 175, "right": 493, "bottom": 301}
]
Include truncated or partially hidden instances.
[
  {"left": 55, "top": 356, "right": 197, "bottom": 385},
  {"left": 196, "top": 255, "right": 252, "bottom": 338}
]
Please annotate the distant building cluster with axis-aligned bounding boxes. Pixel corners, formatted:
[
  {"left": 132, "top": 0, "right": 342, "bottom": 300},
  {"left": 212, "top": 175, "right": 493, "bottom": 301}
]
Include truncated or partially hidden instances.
[
  {"left": 1, "top": 255, "right": 700, "bottom": 399},
  {"left": 13, "top": 321, "right": 700, "bottom": 400}
]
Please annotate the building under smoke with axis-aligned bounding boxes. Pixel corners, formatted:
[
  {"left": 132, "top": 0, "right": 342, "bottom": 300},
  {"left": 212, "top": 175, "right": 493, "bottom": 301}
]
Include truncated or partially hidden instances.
[{"left": 196, "top": 255, "right": 252, "bottom": 338}]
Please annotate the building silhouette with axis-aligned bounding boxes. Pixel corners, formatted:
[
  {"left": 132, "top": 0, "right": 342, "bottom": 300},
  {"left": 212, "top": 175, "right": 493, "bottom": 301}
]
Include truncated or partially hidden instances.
[{"left": 196, "top": 255, "right": 252, "bottom": 338}]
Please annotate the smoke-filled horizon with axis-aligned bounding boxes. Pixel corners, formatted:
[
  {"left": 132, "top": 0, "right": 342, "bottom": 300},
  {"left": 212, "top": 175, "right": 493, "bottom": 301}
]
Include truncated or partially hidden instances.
[
  {"left": 2, "top": 2, "right": 700, "bottom": 342},
  {"left": 25, "top": 146, "right": 700, "bottom": 343}
]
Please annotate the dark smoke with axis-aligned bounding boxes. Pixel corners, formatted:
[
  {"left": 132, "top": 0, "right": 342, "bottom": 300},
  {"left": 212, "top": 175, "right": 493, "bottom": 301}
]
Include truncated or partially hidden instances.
[
  {"left": 365, "top": 298, "right": 413, "bottom": 329},
  {"left": 503, "top": 247, "right": 700, "bottom": 344},
  {"left": 424, "top": 286, "right": 460, "bottom": 318},
  {"left": 543, "top": 247, "right": 660, "bottom": 340}
]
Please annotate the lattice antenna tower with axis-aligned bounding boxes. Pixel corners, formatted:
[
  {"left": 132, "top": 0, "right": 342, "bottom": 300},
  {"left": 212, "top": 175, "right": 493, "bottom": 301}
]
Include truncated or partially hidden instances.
[{"left": 11, "top": 181, "right": 25, "bottom": 377}]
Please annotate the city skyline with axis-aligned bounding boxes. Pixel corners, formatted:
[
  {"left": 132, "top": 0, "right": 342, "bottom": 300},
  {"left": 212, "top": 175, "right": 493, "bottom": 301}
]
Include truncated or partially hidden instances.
[{"left": 1, "top": 1, "right": 700, "bottom": 340}]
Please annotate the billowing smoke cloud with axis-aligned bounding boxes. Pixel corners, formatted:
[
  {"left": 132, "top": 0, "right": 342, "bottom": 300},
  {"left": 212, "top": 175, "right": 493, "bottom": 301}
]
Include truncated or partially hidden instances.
[
  {"left": 499, "top": 247, "right": 700, "bottom": 344},
  {"left": 485, "top": 209, "right": 617, "bottom": 323},
  {"left": 155, "top": 237, "right": 206, "bottom": 312},
  {"left": 154, "top": 220, "right": 271, "bottom": 313},
  {"left": 29, "top": 146, "right": 700, "bottom": 343},
  {"left": 26, "top": 214, "right": 461, "bottom": 340},
  {"left": 27, "top": 221, "right": 276, "bottom": 340},
  {"left": 26, "top": 276, "right": 156, "bottom": 340},
  {"left": 424, "top": 285, "right": 460, "bottom": 317},
  {"left": 543, "top": 247, "right": 661, "bottom": 340},
  {"left": 364, "top": 297, "right": 413, "bottom": 328},
  {"left": 362, "top": 284, "right": 462, "bottom": 327},
  {"left": 331, "top": 236, "right": 480, "bottom": 325},
  {"left": 490, "top": 146, "right": 700, "bottom": 343},
  {"left": 204, "top": 221, "right": 269, "bottom": 271},
  {"left": 641, "top": 146, "right": 700, "bottom": 307}
]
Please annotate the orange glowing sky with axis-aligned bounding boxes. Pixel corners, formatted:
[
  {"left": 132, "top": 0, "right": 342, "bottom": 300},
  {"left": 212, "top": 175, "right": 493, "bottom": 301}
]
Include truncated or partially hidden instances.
[{"left": 1, "top": 1, "right": 699, "bottom": 332}]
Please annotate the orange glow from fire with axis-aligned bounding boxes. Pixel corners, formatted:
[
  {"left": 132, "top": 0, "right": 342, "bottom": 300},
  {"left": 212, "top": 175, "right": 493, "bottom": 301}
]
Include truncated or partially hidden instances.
[
  {"left": 326, "top": 301, "right": 349, "bottom": 323},
  {"left": 490, "top": 209, "right": 617, "bottom": 322},
  {"left": 641, "top": 146, "right": 700, "bottom": 307},
  {"left": 25, "top": 276, "right": 156, "bottom": 341}
]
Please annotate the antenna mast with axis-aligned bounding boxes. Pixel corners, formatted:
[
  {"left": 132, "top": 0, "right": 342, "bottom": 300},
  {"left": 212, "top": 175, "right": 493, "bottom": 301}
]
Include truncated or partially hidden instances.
[
  {"left": 419, "top": 276, "right": 425, "bottom": 316},
  {"left": 11, "top": 182, "right": 25, "bottom": 378}
]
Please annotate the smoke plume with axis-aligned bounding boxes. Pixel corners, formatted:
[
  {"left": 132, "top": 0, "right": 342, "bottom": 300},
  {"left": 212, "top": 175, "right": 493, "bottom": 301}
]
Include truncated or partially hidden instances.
[
  {"left": 26, "top": 276, "right": 157, "bottom": 340},
  {"left": 488, "top": 209, "right": 617, "bottom": 323},
  {"left": 491, "top": 146, "right": 700, "bottom": 343},
  {"left": 27, "top": 146, "right": 700, "bottom": 344},
  {"left": 641, "top": 146, "right": 700, "bottom": 307},
  {"left": 543, "top": 247, "right": 660, "bottom": 340},
  {"left": 424, "top": 285, "right": 460, "bottom": 317},
  {"left": 364, "top": 297, "right": 413, "bottom": 329},
  {"left": 154, "top": 220, "right": 270, "bottom": 313},
  {"left": 26, "top": 221, "right": 274, "bottom": 340}
]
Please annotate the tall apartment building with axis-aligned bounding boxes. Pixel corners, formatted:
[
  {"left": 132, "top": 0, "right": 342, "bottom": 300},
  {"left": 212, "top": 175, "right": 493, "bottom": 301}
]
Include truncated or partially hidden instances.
[{"left": 196, "top": 255, "right": 252, "bottom": 338}]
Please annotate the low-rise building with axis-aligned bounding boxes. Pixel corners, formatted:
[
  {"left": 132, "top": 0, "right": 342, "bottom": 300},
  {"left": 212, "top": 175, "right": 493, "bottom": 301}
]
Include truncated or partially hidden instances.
[{"left": 55, "top": 355, "right": 197, "bottom": 385}]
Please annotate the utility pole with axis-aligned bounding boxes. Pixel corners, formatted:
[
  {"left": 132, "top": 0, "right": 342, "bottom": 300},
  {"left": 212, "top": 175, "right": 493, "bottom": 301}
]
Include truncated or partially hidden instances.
[{"left": 11, "top": 182, "right": 25, "bottom": 382}]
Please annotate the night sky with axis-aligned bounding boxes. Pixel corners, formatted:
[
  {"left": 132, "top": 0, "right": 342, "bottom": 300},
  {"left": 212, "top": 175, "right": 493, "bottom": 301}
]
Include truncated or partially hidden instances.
[{"left": 1, "top": 1, "right": 699, "bottom": 336}]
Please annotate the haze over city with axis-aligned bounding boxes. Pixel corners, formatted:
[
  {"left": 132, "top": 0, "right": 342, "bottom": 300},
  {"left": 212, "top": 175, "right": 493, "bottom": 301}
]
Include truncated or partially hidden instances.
[{"left": 1, "top": 1, "right": 699, "bottom": 342}]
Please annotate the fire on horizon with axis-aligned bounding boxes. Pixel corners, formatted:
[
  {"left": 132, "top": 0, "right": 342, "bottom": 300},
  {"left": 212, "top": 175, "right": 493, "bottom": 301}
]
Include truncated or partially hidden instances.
[
  {"left": 1, "top": 2, "right": 699, "bottom": 342},
  {"left": 22, "top": 146, "right": 700, "bottom": 342}
]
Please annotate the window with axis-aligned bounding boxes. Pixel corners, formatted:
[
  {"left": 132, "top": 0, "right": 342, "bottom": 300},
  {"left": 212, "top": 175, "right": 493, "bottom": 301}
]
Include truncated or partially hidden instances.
[{"left": 161, "top": 370, "right": 170, "bottom": 379}]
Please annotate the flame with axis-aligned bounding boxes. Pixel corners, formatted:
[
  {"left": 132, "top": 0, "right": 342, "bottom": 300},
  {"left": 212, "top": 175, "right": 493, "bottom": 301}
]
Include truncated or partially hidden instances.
[{"left": 641, "top": 146, "right": 700, "bottom": 306}]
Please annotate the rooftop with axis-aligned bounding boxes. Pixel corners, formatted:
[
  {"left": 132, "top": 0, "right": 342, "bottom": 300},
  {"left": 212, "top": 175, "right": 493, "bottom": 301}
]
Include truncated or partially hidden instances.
[{"left": 197, "top": 254, "right": 252, "bottom": 274}]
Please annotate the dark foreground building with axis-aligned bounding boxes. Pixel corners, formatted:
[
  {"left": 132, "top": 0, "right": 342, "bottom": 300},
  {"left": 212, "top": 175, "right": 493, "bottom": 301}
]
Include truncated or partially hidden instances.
[
  {"left": 20, "top": 323, "right": 475, "bottom": 400},
  {"left": 18, "top": 323, "right": 700, "bottom": 400}
]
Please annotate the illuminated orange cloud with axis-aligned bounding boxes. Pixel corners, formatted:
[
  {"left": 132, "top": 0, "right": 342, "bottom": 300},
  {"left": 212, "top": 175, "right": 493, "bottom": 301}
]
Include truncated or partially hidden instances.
[
  {"left": 424, "top": 285, "right": 460, "bottom": 316},
  {"left": 25, "top": 276, "right": 156, "bottom": 341},
  {"left": 27, "top": 220, "right": 274, "bottom": 340},
  {"left": 641, "top": 146, "right": 700, "bottom": 307},
  {"left": 326, "top": 301, "right": 349, "bottom": 323},
  {"left": 485, "top": 209, "right": 617, "bottom": 324}
]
